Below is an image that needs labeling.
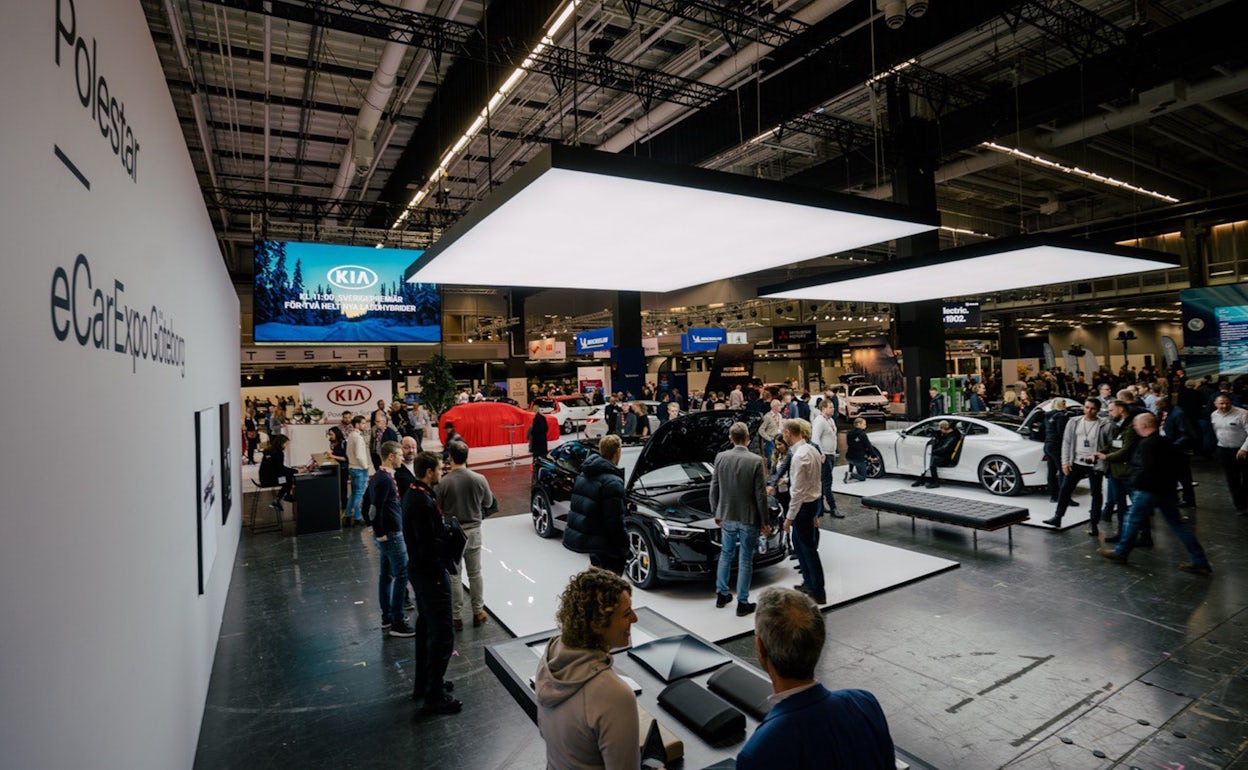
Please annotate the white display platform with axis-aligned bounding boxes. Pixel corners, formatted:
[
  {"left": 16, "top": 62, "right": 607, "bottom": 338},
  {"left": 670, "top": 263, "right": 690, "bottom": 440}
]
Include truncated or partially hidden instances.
[
  {"left": 477, "top": 514, "right": 958, "bottom": 642},
  {"left": 833, "top": 475, "right": 1094, "bottom": 531}
]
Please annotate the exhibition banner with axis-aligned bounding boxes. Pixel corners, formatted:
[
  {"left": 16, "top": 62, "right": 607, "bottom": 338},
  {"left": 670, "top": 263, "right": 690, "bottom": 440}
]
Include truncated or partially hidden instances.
[
  {"left": 578, "top": 365, "right": 610, "bottom": 397},
  {"left": 242, "top": 346, "right": 386, "bottom": 363},
  {"left": 642, "top": 337, "right": 660, "bottom": 356},
  {"left": 941, "top": 301, "right": 981, "bottom": 327},
  {"left": 705, "top": 344, "right": 755, "bottom": 394},
  {"left": 726, "top": 331, "right": 748, "bottom": 345},
  {"left": 528, "top": 338, "right": 567, "bottom": 360},
  {"left": 575, "top": 327, "right": 614, "bottom": 354},
  {"left": 253, "top": 241, "right": 440, "bottom": 344},
  {"left": 1042, "top": 342, "right": 1056, "bottom": 370},
  {"left": 299, "top": 379, "right": 393, "bottom": 422},
  {"left": 681, "top": 327, "right": 727, "bottom": 353},
  {"left": 773, "top": 325, "right": 817, "bottom": 345},
  {"left": 1180, "top": 285, "right": 1248, "bottom": 377}
]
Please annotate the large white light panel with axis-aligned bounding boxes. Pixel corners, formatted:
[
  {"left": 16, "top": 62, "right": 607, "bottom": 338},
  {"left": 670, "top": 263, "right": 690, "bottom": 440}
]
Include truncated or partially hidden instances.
[
  {"left": 762, "top": 245, "right": 1175, "bottom": 303},
  {"left": 408, "top": 168, "right": 935, "bottom": 292}
]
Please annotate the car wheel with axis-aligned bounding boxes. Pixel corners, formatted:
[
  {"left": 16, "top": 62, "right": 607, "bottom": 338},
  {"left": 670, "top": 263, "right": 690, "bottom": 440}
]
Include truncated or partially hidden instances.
[
  {"left": 865, "top": 447, "right": 885, "bottom": 478},
  {"left": 626, "top": 525, "right": 660, "bottom": 590},
  {"left": 560, "top": 421, "right": 572, "bottom": 435},
  {"left": 531, "top": 490, "right": 556, "bottom": 538},
  {"left": 979, "top": 456, "right": 1022, "bottom": 496}
]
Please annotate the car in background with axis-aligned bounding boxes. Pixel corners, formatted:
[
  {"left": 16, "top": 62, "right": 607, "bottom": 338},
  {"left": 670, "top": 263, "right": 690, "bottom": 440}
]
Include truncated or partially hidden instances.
[
  {"left": 530, "top": 410, "right": 786, "bottom": 588},
  {"left": 583, "top": 400, "right": 674, "bottom": 438},
  {"left": 860, "top": 402, "right": 1092, "bottom": 494},
  {"left": 824, "top": 382, "right": 890, "bottom": 423},
  {"left": 533, "top": 395, "right": 601, "bottom": 434}
]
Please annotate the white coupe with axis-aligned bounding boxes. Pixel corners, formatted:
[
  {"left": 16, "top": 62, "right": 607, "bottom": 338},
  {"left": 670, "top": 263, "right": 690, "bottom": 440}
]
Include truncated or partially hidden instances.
[{"left": 864, "top": 413, "right": 1050, "bottom": 496}]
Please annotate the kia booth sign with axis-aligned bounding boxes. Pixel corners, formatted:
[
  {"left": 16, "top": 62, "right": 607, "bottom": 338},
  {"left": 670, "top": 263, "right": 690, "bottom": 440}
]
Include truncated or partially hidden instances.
[
  {"left": 299, "top": 380, "right": 393, "bottom": 421},
  {"left": 253, "top": 240, "right": 441, "bottom": 344}
]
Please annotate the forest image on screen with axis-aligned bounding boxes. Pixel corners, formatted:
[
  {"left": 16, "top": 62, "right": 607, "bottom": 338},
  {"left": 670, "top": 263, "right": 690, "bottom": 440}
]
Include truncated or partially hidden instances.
[{"left": 253, "top": 240, "right": 440, "bottom": 343}]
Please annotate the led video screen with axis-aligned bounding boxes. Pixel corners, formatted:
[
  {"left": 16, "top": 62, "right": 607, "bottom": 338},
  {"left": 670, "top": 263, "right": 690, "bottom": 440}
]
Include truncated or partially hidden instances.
[
  {"left": 1180, "top": 284, "right": 1248, "bottom": 378},
  {"left": 253, "top": 240, "right": 440, "bottom": 344}
]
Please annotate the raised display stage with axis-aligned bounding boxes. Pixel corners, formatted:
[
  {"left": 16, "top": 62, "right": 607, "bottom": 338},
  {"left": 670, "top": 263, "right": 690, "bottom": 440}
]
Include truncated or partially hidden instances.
[
  {"left": 834, "top": 475, "right": 1095, "bottom": 531},
  {"left": 478, "top": 514, "right": 958, "bottom": 642}
]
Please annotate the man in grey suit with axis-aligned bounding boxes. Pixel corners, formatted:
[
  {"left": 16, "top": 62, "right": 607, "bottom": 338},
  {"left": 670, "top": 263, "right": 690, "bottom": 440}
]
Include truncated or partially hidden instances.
[{"left": 711, "top": 422, "right": 772, "bottom": 616}]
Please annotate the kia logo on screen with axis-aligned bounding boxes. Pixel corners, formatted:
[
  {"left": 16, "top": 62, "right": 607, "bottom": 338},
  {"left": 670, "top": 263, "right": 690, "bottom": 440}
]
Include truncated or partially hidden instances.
[
  {"left": 326, "top": 265, "right": 379, "bottom": 291},
  {"left": 327, "top": 385, "right": 373, "bottom": 406}
]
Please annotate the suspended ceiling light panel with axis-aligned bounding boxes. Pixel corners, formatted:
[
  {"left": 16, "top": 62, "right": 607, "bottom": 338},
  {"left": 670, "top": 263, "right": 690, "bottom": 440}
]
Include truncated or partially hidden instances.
[
  {"left": 405, "top": 145, "right": 937, "bottom": 293},
  {"left": 759, "top": 236, "right": 1180, "bottom": 304}
]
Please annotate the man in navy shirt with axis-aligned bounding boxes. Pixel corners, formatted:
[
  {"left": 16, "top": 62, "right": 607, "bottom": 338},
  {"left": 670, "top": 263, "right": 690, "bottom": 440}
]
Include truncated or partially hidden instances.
[{"left": 737, "top": 588, "right": 894, "bottom": 769}]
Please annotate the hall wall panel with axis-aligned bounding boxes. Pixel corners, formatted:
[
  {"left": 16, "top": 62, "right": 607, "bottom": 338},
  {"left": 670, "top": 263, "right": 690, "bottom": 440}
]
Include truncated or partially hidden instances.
[{"left": 0, "top": 1, "right": 240, "bottom": 768}]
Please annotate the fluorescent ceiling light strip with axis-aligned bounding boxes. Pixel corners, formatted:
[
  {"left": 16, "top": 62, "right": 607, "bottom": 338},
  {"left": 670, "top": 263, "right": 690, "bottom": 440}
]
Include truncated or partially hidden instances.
[
  {"left": 759, "top": 239, "right": 1179, "bottom": 304},
  {"left": 980, "top": 142, "right": 1179, "bottom": 203},
  {"left": 390, "top": 1, "right": 581, "bottom": 229},
  {"left": 405, "top": 145, "right": 937, "bottom": 293}
]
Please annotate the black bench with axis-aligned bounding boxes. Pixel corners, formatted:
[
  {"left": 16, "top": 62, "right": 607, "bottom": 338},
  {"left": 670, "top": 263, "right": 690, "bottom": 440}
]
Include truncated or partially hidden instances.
[{"left": 860, "top": 489, "right": 1029, "bottom": 548}]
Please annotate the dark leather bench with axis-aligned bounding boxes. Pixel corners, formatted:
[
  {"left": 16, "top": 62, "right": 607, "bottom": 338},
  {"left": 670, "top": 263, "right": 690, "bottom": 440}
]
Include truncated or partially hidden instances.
[{"left": 860, "top": 489, "right": 1029, "bottom": 548}]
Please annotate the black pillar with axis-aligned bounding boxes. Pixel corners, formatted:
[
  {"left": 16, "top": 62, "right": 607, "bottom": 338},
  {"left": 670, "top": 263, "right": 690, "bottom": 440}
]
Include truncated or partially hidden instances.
[
  {"left": 507, "top": 289, "right": 530, "bottom": 373},
  {"left": 888, "top": 80, "right": 946, "bottom": 421},
  {"left": 1183, "top": 217, "right": 1208, "bottom": 289},
  {"left": 611, "top": 291, "right": 645, "bottom": 398},
  {"left": 998, "top": 314, "right": 1020, "bottom": 360}
]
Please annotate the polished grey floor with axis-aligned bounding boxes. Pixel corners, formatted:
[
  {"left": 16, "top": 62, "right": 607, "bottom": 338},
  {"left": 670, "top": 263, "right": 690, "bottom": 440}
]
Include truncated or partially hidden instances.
[{"left": 197, "top": 457, "right": 1248, "bottom": 769}]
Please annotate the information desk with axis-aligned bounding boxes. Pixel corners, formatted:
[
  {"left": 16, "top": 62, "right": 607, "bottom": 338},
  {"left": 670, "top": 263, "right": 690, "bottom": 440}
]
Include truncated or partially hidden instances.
[
  {"left": 292, "top": 465, "right": 341, "bottom": 535},
  {"left": 485, "top": 607, "right": 934, "bottom": 770}
]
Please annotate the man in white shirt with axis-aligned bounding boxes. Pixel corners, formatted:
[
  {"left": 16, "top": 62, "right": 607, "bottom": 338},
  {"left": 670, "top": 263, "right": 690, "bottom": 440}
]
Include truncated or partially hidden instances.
[
  {"left": 782, "top": 419, "right": 825, "bottom": 604},
  {"left": 729, "top": 384, "right": 745, "bottom": 409},
  {"left": 1211, "top": 394, "right": 1248, "bottom": 516},
  {"left": 810, "top": 401, "right": 843, "bottom": 518},
  {"left": 345, "top": 415, "right": 372, "bottom": 527}
]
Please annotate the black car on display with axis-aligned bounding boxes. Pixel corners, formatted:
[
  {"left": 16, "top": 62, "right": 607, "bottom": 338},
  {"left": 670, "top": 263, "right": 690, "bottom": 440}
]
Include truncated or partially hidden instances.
[{"left": 530, "top": 410, "right": 787, "bottom": 589}]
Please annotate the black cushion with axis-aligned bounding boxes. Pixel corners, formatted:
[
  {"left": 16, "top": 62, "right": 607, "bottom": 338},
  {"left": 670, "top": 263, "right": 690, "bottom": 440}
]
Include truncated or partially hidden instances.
[
  {"left": 860, "top": 490, "right": 1028, "bottom": 530},
  {"left": 657, "top": 679, "right": 745, "bottom": 743}
]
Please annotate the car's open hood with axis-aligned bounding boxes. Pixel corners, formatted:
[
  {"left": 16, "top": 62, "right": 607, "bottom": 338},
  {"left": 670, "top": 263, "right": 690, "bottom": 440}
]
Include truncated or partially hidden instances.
[{"left": 626, "top": 409, "right": 761, "bottom": 488}]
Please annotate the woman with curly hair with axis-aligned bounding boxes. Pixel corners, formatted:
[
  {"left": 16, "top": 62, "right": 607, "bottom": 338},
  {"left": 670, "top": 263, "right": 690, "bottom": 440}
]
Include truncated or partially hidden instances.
[{"left": 535, "top": 568, "right": 639, "bottom": 770}]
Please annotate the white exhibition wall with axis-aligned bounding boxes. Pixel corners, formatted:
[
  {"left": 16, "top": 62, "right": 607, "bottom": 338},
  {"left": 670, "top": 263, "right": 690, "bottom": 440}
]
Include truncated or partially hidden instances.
[{"left": 0, "top": 2, "right": 240, "bottom": 768}]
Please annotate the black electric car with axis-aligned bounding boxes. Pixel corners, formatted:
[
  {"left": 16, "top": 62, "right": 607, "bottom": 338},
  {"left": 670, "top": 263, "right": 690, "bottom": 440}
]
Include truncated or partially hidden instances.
[{"left": 530, "top": 410, "right": 788, "bottom": 589}]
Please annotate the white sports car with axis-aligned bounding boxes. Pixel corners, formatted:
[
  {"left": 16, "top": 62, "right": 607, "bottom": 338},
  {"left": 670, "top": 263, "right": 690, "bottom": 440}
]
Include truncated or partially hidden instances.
[{"left": 863, "top": 413, "right": 1049, "bottom": 496}]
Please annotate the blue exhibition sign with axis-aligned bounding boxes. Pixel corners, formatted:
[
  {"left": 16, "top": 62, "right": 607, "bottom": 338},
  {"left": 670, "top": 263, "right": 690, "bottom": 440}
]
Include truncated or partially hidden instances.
[
  {"left": 681, "top": 327, "right": 727, "bottom": 353},
  {"left": 575, "top": 327, "right": 614, "bottom": 354}
]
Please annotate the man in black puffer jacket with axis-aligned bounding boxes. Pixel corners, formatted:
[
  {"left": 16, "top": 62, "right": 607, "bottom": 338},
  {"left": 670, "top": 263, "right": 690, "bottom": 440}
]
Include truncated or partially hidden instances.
[{"left": 563, "top": 434, "right": 629, "bottom": 575}]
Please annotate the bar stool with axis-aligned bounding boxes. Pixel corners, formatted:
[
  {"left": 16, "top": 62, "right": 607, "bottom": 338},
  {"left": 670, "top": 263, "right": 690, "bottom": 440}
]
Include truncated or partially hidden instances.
[{"left": 248, "top": 479, "right": 283, "bottom": 533}]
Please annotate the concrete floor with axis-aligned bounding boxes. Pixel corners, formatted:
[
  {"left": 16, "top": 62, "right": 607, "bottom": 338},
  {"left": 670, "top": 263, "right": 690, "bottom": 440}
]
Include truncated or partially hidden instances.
[{"left": 198, "top": 455, "right": 1248, "bottom": 769}]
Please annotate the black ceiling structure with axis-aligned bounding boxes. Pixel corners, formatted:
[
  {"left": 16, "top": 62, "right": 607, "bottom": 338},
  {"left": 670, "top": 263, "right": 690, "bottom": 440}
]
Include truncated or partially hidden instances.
[{"left": 142, "top": 0, "right": 1248, "bottom": 334}]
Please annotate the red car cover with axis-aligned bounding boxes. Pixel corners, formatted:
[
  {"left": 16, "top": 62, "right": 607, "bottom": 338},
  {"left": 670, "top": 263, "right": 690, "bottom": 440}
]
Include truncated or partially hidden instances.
[{"left": 438, "top": 402, "right": 559, "bottom": 448}]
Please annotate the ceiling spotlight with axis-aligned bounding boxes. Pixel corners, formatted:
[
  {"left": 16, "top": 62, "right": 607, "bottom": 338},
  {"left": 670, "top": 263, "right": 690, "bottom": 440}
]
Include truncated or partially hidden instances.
[
  {"left": 879, "top": 0, "right": 906, "bottom": 29},
  {"left": 750, "top": 309, "right": 758, "bottom": 318},
  {"left": 906, "top": 0, "right": 928, "bottom": 17},
  {"left": 716, "top": 315, "right": 723, "bottom": 323}
]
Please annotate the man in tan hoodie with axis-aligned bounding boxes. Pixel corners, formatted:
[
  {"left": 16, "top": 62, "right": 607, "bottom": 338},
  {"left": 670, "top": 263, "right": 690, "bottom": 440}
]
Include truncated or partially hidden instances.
[{"left": 535, "top": 568, "right": 639, "bottom": 770}]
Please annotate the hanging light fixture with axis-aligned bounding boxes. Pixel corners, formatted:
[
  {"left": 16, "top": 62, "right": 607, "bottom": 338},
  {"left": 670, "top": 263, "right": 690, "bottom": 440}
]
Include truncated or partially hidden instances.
[
  {"left": 760, "top": 236, "right": 1179, "bottom": 304},
  {"left": 405, "top": 145, "right": 936, "bottom": 292}
]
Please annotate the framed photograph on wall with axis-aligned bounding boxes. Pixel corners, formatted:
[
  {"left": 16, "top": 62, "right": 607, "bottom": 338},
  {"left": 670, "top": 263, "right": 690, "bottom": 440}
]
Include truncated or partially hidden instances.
[
  {"left": 195, "top": 408, "right": 221, "bottom": 595},
  {"left": 218, "top": 402, "right": 233, "bottom": 524}
]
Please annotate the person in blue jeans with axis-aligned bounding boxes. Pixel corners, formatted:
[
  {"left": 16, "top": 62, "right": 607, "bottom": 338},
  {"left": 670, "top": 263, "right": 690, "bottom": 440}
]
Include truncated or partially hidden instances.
[
  {"left": 711, "top": 422, "right": 771, "bottom": 616},
  {"left": 1099, "top": 413, "right": 1212, "bottom": 575},
  {"left": 367, "top": 440, "right": 416, "bottom": 636},
  {"left": 345, "top": 415, "right": 371, "bottom": 526}
]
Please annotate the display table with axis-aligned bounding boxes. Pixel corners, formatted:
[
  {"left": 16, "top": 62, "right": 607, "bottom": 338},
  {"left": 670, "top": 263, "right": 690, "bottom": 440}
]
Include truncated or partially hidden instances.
[
  {"left": 485, "top": 607, "right": 934, "bottom": 769},
  {"left": 293, "top": 465, "right": 341, "bottom": 535}
]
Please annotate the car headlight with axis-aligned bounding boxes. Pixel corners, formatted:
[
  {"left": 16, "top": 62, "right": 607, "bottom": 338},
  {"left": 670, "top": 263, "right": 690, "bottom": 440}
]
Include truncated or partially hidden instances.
[{"left": 656, "top": 519, "right": 701, "bottom": 540}]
